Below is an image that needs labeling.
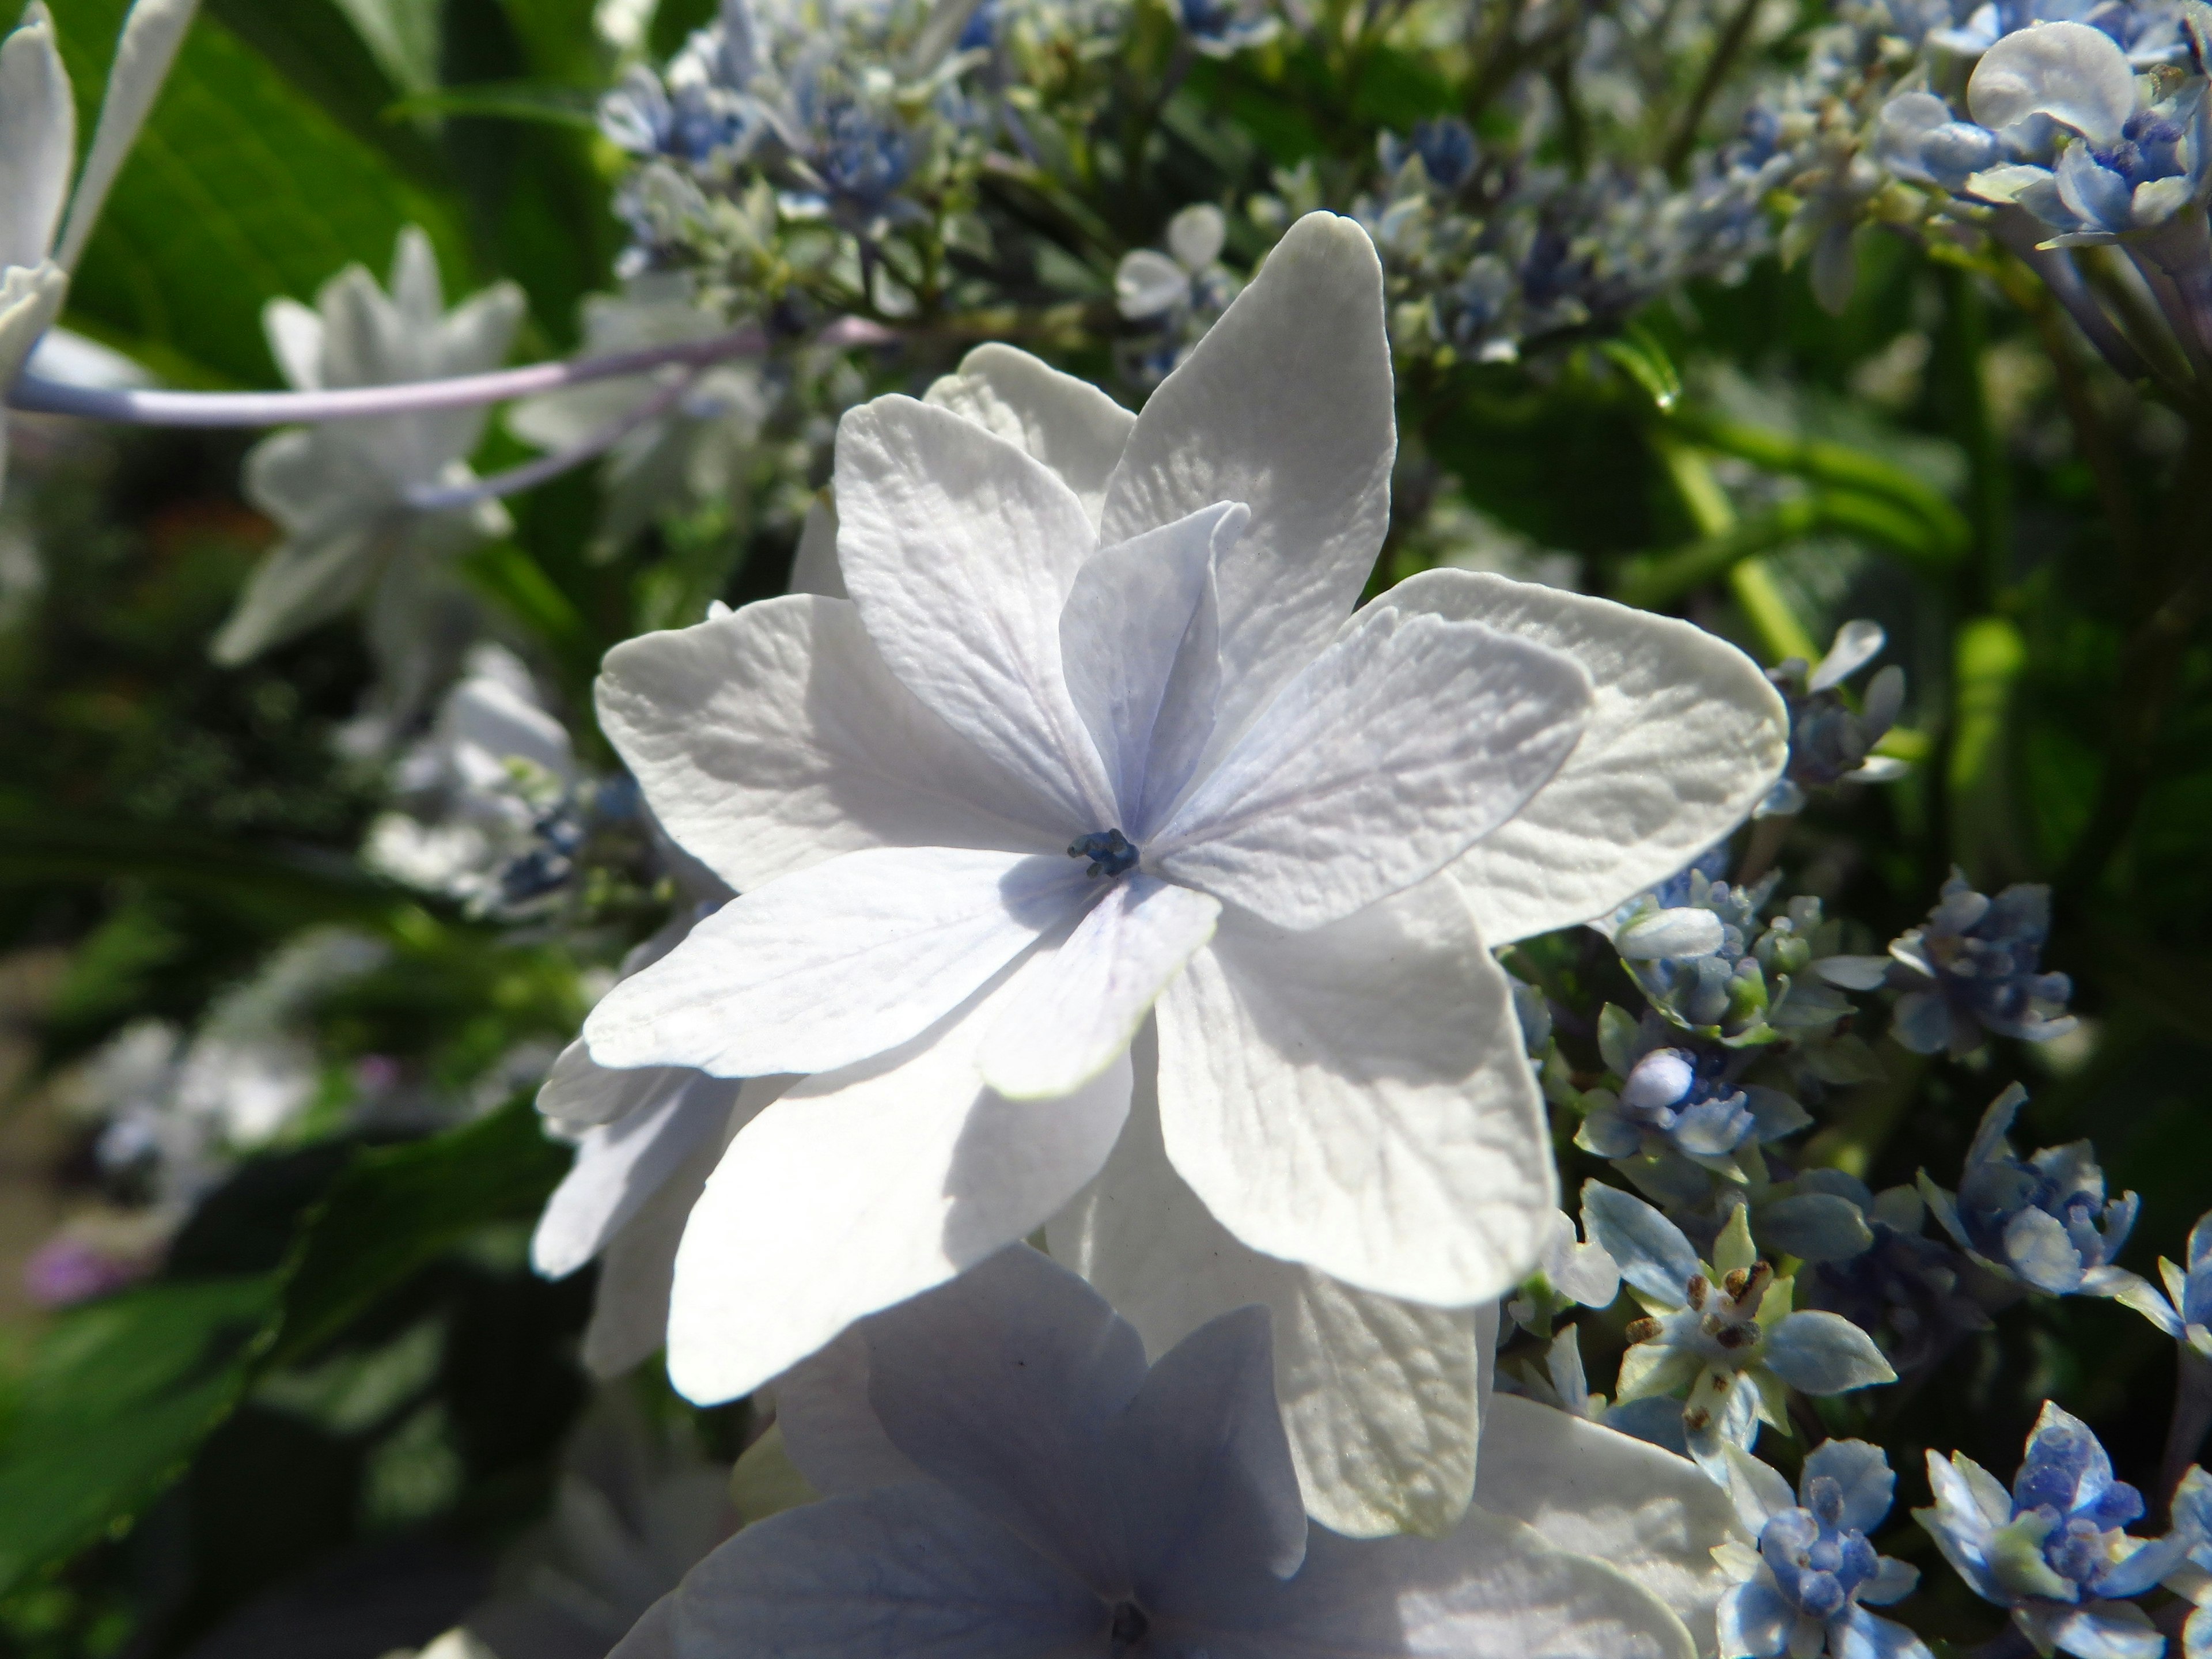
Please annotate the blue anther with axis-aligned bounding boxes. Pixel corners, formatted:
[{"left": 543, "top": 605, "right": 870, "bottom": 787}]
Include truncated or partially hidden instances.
[{"left": 1069, "top": 828, "right": 1139, "bottom": 879}]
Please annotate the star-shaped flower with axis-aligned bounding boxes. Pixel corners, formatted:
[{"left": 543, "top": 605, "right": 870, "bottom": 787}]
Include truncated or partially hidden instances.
[
  {"left": 578, "top": 211, "right": 1785, "bottom": 1528},
  {"left": 618, "top": 1243, "right": 1711, "bottom": 1659},
  {"left": 213, "top": 228, "right": 525, "bottom": 696}
]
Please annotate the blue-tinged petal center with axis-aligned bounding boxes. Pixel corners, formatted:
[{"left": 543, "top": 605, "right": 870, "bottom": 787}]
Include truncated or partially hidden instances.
[{"left": 1069, "top": 828, "right": 1141, "bottom": 879}]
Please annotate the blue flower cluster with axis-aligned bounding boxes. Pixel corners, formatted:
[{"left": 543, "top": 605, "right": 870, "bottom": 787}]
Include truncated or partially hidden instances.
[{"left": 1919, "top": 1403, "right": 2200, "bottom": 1659}]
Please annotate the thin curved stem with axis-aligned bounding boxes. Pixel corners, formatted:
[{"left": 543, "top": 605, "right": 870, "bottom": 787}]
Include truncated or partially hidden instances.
[
  {"left": 7, "top": 317, "right": 895, "bottom": 429},
  {"left": 403, "top": 369, "right": 704, "bottom": 513}
]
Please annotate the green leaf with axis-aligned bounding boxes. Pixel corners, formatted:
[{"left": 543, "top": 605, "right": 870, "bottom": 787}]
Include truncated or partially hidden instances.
[
  {"left": 272, "top": 1099, "right": 571, "bottom": 1367},
  {"left": 50, "top": 0, "right": 469, "bottom": 385},
  {"left": 0, "top": 1278, "right": 281, "bottom": 1593},
  {"left": 389, "top": 79, "right": 604, "bottom": 129},
  {"left": 1600, "top": 327, "right": 1683, "bottom": 414}
]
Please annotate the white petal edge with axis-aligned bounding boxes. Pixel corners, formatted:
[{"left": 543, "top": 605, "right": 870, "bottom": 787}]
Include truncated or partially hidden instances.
[
  {"left": 583, "top": 846, "right": 1090, "bottom": 1078},
  {"left": 1100, "top": 211, "right": 1397, "bottom": 763},
  {"left": 923, "top": 341, "right": 1136, "bottom": 531},
  {"left": 0, "top": 5, "right": 74, "bottom": 273},
  {"left": 1156, "top": 602, "right": 1592, "bottom": 930},
  {"left": 664, "top": 953, "right": 1134, "bottom": 1404},
  {"left": 1478, "top": 1395, "right": 1747, "bottom": 1658},
  {"left": 57, "top": 0, "right": 203, "bottom": 271},
  {"left": 1370, "top": 570, "right": 1787, "bottom": 945},
  {"left": 834, "top": 395, "right": 1116, "bottom": 830},
  {"left": 1048, "top": 1029, "right": 1493, "bottom": 1540},
  {"left": 980, "top": 873, "right": 1219, "bottom": 1101},
  {"left": 1156, "top": 875, "right": 1556, "bottom": 1305},
  {"left": 596, "top": 596, "right": 1069, "bottom": 893}
]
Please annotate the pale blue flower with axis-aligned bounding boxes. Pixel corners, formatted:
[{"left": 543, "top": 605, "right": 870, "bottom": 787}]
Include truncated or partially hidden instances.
[
  {"left": 1918, "top": 1084, "right": 2148, "bottom": 1300},
  {"left": 1578, "top": 1007, "right": 1809, "bottom": 1169},
  {"left": 1381, "top": 119, "right": 1479, "bottom": 193},
  {"left": 2117, "top": 1210, "right": 2212, "bottom": 1357},
  {"left": 612, "top": 1245, "right": 1703, "bottom": 1658},
  {"left": 1954, "top": 22, "right": 2212, "bottom": 246},
  {"left": 1177, "top": 0, "right": 1278, "bottom": 56},
  {"left": 1918, "top": 1402, "right": 2195, "bottom": 1659},
  {"left": 1883, "top": 871, "right": 2075, "bottom": 1054},
  {"left": 1715, "top": 1441, "right": 1929, "bottom": 1659},
  {"left": 1583, "top": 1183, "right": 1895, "bottom": 1480},
  {"left": 1927, "top": 0, "right": 2188, "bottom": 67},
  {"left": 1756, "top": 620, "right": 1909, "bottom": 819},
  {"left": 1793, "top": 1171, "right": 1994, "bottom": 1371}
]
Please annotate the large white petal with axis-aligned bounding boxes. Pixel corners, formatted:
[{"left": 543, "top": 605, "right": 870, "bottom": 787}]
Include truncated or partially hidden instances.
[
  {"left": 979, "top": 873, "right": 1219, "bottom": 1100},
  {"left": 1192, "top": 1510, "right": 1695, "bottom": 1659},
  {"left": 0, "top": 266, "right": 68, "bottom": 471},
  {"left": 1157, "top": 603, "right": 1591, "bottom": 929},
  {"left": 1058, "top": 503, "right": 1241, "bottom": 827},
  {"left": 584, "top": 846, "right": 1089, "bottom": 1078},
  {"left": 923, "top": 342, "right": 1136, "bottom": 529},
  {"left": 1476, "top": 1396, "right": 1744, "bottom": 1657},
  {"left": 596, "top": 597, "right": 1069, "bottom": 893},
  {"left": 1156, "top": 878, "right": 1555, "bottom": 1305},
  {"left": 581, "top": 1111, "right": 740, "bottom": 1380},
  {"left": 663, "top": 957, "right": 1134, "bottom": 1404},
  {"left": 1372, "top": 571, "right": 1787, "bottom": 945},
  {"left": 834, "top": 395, "right": 1116, "bottom": 829},
  {"left": 531, "top": 1071, "right": 766, "bottom": 1279},
  {"left": 1049, "top": 1040, "right": 1493, "bottom": 1540},
  {"left": 0, "top": 6, "right": 74, "bottom": 272},
  {"left": 666, "top": 1485, "right": 1102, "bottom": 1659},
  {"left": 1099, "top": 213, "right": 1396, "bottom": 759}
]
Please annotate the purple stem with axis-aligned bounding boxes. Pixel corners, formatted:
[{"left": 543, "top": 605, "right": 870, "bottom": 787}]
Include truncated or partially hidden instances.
[
  {"left": 403, "top": 368, "right": 704, "bottom": 513},
  {"left": 7, "top": 317, "right": 895, "bottom": 429}
]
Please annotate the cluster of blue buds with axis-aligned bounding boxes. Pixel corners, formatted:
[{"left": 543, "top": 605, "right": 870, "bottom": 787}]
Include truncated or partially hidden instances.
[
  {"left": 1355, "top": 101, "right": 1798, "bottom": 366},
  {"left": 1718, "top": 1440, "right": 1930, "bottom": 1659},
  {"left": 1919, "top": 1402, "right": 2202, "bottom": 1659},
  {"left": 1757, "top": 620, "right": 1910, "bottom": 818},
  {"left": 1793, "top": 1170, "right": 1996, "bottom": 1371},
  {"left": 1875, "top": 870, "right": 2077, "bottom": 1055},
  {"left": 1577, "top": 1005, "right": 1810, "bottom": 1181},
  {"left": 1921, "top": 1084, "right": 2145, "bottom": 1301},
  {"left": 1175, "top": 0, "right": 1278, "bottom": 55}
]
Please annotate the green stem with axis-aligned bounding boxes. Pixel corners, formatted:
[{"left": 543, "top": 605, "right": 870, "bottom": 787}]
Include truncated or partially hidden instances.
[
  {"left": 1613, "top": 492, "right": 1960, "bottom": 609},
  {"left": 1936, "top": 264, "right": 2011, "bottom": 605},
  {"left": 1660, "top": 0, "right": 1761, "bottom": 179},
  {"left": 1946, "top": 615, "right": 2029, "bottom": 882}
]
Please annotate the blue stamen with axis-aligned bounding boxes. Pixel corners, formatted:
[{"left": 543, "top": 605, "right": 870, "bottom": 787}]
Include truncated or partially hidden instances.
[{"left": 1069, "top": 828, "right": 1139, "bottom": 878}]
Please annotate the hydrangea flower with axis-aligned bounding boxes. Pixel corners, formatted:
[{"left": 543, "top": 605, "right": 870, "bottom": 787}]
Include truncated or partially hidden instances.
[
  {"left": 1176, "top": 0, "right": 1278, "bottom": 55},
  {"left": 364, "top": 645, "right": 627, "bottom": 919},
  {"left": 1380, "top": 118, "right": 1479, "bottom": 194},
  {"left": 2113, "top": 1209, "right": 2212, "bottom": 1356},
  {"left": 1918, "top": 1084, "right": 2147, "bottom": 1302},
  {"left": 507, "top": 274, "right": 771, "bottom": 559},
  {"left": 1577, "top": 1006, "right": 1810, "bottom": 1173},
  {"left": 1715, "top": 1440, "right": 1930, "bottom": 1659},
  {"left": 1918, "top": 1402, "right": 2198, "bottom": 1659},
  {"left": 1113, "top": 204, "right": 1240, "bottom": 387},
  {"left": 1878, "top": 871, "right": 2077, "bottom": 1055},
  {"left": 2166, "top": 1468, "right": 2212, "bottom": 1658},
  {"left": 615, "top": 1244, "right": 1710, "bottom": 1659},
  {"left": 578, "top": 213, "right": 1787, "bottom": 1532},
  {"left": 0, "top": 0, "right": 199, "bottom": 499},
  {"left": 1584, "top": 1183, "right": 1896, "bottom": 1479},
  {"left": 1926, "top": 0, "right": 2188, "bottom": 67},
  {"left": 212, "top": 229, "right": 525, "bottom": 696},
  {"left": 1794, "top": 1172, "right": 1995, "bottom": 1371},
  {"left": 1756, "top": 620, "right": 1908, "bottom": 819},
  {"left": 1957, "top": 22, "right": 2212, "bottom": 248}
]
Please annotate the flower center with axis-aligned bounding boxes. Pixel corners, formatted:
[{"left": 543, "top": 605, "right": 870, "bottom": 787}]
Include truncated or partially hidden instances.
[
  {"left": 1109, "top": 1599, "right": 1151, "bottom": 1652},
  {"left": 1069, "top": 828, "right": 1140, "bottom": 879}
]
